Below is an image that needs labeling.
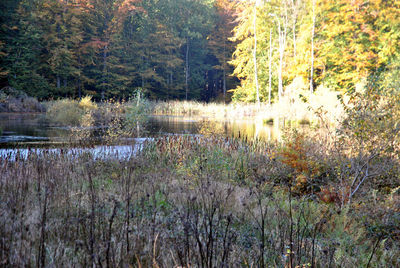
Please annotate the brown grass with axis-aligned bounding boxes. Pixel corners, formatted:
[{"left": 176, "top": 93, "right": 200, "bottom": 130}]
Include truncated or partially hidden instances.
[{"left": 1, "top": 134, "right": 399, "bottom": 267}]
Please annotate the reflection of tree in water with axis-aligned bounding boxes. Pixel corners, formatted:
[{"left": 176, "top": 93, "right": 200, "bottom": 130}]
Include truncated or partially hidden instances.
[
  {"left": 70, "top": 111, "right": 96, "bottom": 144},
  {"left": 229, "top": 120, "right": 271, "bottom": 141},
  {"left": 230, "top": 122, "right": 257, "bottom": 140},
  {"left": 198, "top": 119, "right": 280, "bottom": 142},
  {"left": 198, "top": 120, "right": 226, "bottom": 136}
]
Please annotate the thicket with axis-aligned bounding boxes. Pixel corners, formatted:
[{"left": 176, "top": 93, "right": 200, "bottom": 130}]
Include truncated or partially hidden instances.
[
  {"left": 150, "top": 82, "right": 343, "bottom": 127},
  {"left": 0, "top": 86, "right": 44, "bottom": 112},
  {"left": 2, "top": 1, "right": 399, "bottom": 104},
  {"left": 0, "top": 0, "right": 237, "bottom": 101},
  {"left": 1, "top": 133, "right": 399, "bottom": 267},
  {"left": 1, "top": 86, "right": 399, "bottom": 266},
  {"left": 45, "top": 93, "right": 150, "bottom": 144}
]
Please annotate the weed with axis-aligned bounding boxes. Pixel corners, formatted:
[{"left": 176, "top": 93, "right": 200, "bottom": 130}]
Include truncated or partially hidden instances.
[{"left": 0, "top": 128, "right": 399, "bottom": 266}]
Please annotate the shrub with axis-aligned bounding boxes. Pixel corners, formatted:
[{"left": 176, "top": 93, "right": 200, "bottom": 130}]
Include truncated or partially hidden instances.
[
  {"left": 277, "top": 130, "right": 326, "bottom": 195},
  {"left": 125, "top": 91, "right": 151, "bottom": 133},
  {"left": 46, "top": 99, "right": 84, "bottom": 126},
  {"left": 0, "top": 86, "right": 45, "bottom": 112},
  {"left": 46, "top": 96, "right": 98, "bottom": 126},
  {"left": 331, "top": 85, "right": 400, "bottom": 206},
  {"left": 79, "top": 95, "right": 97, "bottom": 111}
]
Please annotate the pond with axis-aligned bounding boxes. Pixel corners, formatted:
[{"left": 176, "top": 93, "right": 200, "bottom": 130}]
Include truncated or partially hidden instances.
[
  {"left": 0, "top": 113, "right": 284, "bottom": 147},
  {"left": 147, "top": 115, "right": 283, "bottom": 141},
  {"left": 0, "top": 113, "right": 287, "bottom": 158}
]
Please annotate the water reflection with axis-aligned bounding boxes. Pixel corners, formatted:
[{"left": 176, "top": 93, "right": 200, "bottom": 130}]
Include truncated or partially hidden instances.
[
  {"left": 0, "top": 138, "right": 150, "bottom": 160},
  {"left": 0, "top": 113, "right": 70, "bottom": 143},
  {"left": 147, "top": 115, "right": 282, "bottom": 141},
  {"left": 0, "top": 113, "right": 289, "bottom": 148}
]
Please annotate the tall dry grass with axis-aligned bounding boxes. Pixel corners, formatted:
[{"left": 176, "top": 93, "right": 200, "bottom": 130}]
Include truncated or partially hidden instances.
[
  {"left": 150, "top": 85, "right": 344, "bottom": 128},
  {"left": 1, "top": 134, "right": 399, "bottom": 267},
  {"left": 2, "top": 84, "right": 399, "bottom": 266}
]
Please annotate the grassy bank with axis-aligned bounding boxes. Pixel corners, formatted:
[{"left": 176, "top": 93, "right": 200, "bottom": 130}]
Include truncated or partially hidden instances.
[
  {"left": 150, "top": 86, "right": 343, "bottom": 126},
  {"left": 2, "top": 87, "right": 398, "bottom": 266},
  {"left": 43, "top": 85, "right": 342, "bottom": 131},
  {"left": 1, "top": 131, "right": 399, "bottom": 266}
]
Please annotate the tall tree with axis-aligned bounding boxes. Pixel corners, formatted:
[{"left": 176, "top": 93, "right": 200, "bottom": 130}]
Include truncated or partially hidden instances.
[
  {"left": 207, "top": 0, "right": 238, "bottom": 102},
  {"left": 230, "top": 0, "right": 283, "bottom": 102},
  {"left": 3, "top": 0, "right": 53, "bottom": 98},
  {"left": 253, "top": 0, "right": 260, "bottom": 105},
  {"left": 309, "top": 0, "right": 316, "bottom": 93},
  {"left": 316, "top": 0, "right": 400, "bottom": 90}
]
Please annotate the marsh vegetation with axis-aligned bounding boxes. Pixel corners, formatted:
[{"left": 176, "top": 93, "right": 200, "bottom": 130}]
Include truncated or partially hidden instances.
[
  {"left": 1, "top": 88, "right": 400, "bottom": 267},
  {"left": 1, "top": 0, "right": 400, "bottom": 266}
]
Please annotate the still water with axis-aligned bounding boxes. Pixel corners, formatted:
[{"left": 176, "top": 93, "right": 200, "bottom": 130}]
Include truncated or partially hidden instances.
[
  {"left": 0, "top": 113, "right": 69, "bottom": 144},
  {"left": 0, "top": 113, "right": 288, "bottom": 159},
  {"left": 147, "top": 115, "right": 282, "bottom": 141},
  {"left": 0, "top": 113, "right": 282, "bottom": 148}
]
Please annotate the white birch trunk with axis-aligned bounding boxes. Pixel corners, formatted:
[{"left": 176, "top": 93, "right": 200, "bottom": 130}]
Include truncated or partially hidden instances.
[
  {"left": 269, "top": 28, "right": 273, "bottom": 105},
  {"left": 310, "top": 0, "right": 316, "bottom": 94},
  {"left": 253, "top": 3, "right": 260, "bottom": 106}
]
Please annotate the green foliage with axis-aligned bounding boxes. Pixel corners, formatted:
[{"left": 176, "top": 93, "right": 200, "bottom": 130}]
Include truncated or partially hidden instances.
[
  {"left": 125, "top": 90, "right": 151, "bottom": 129},
  {"left": 46, "top": 99, "right": 85, "bottom": 126},
  {"left": 45, "top": 96, "right": 98, "bottom": 126},
  {"left": 1, "top": 133, "right": 399, "bottom": 266},
  {"left": 378, "top": 53, "right": 400, "bottom": 92},
  {"left": 1, "top": 0, "right": 235, "bottom": 101}
]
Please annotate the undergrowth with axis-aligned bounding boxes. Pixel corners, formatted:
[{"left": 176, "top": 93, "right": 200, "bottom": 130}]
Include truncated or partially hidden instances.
[
  {"left": 1, "top": 134, "right": 399, "bottom": 267},
  {"left": 2, "top": 84, "right": 399, "bottom": 267}
]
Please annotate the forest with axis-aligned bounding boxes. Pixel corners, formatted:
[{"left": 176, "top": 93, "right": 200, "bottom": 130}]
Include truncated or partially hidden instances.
[
  {"left": 1, "top": 0, "right": 399, "bottom": 102},
  {"left": 1, "top": 1, "right": 400, "bottom": 267}
]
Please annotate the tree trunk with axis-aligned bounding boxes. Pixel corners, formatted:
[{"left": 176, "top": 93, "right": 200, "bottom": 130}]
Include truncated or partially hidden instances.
[
  {"left": 102, "top": 44, "right": 108, "bottom": 101},
  {"left": 78, "top": 78, "right": 81, "bottom": 99},
  {"left": 278, "top": 21, "right": 284, "bottom": 100},
  {"left": 293, "top": 23, "right": 296, "bottom": 58},
  {"left": 141, "top": 55, "right": 145, "bottom": 89},
  {"left": 253, "top": 4, "right": 260, "bottom": 106},
  {"left": 269, "top": 28, "right": 273, "bottom": 106},
  {"left": 185, "top": 40, "right": 189, "bottom": 100},
  {"left": 57, "top": 75, "right": 61, "bottom": 89},
  {"left": 78, "top": 56, "right": 81, "bottom": 99},
  {"left": 277, "top": 10, "right": 288, "bottom": 100},
  {"left": 310, "top": 0, "right": 316, "bottom": 94},
  {"left": 291, "top": 0, "right": 299, "bottom": 58},
  {"left": 223, "top": 40, "right": 227, "bottom": 103}
]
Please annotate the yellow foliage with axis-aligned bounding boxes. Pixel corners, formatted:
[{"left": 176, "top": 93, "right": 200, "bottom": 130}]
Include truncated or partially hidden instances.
[{"left": 79, "top": 96, "right": 97, "bottom": 111}]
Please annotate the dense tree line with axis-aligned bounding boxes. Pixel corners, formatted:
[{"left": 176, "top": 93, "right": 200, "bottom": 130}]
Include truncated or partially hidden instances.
[
  {"left": 1, "top": 0, "right": 399, "bottom": 102},
  {"left": 231, "top": 0, "right": 400, "bottom": 102},
  {"left": 0, "top": 0, "right": 238, "bottom": 101}
]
